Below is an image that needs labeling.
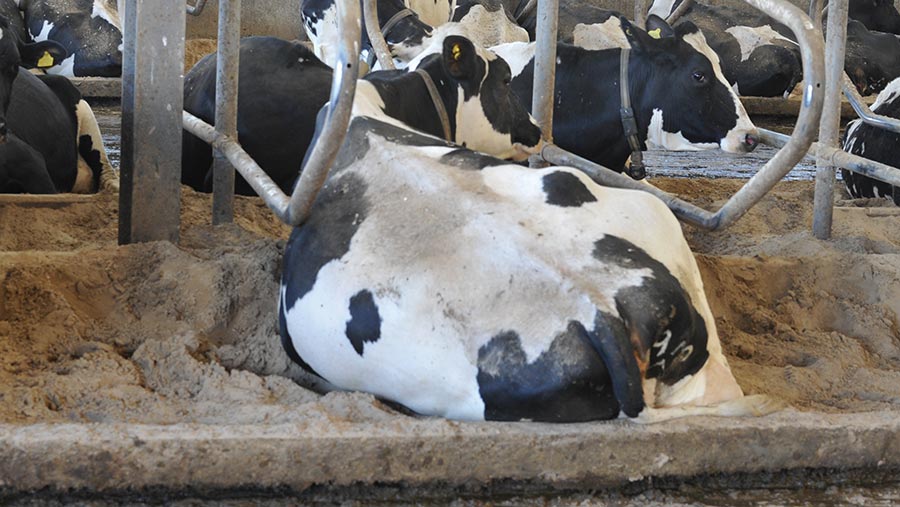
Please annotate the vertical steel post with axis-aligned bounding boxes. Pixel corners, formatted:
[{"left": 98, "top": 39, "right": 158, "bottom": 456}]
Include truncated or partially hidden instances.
[
  {"left": 634, "top": 0, "right": 647, "bottom": 27},
  {"left": 530, "top": 0, "right": 558, "bottom": 168},
  {"left": 812, "top": 0, "right": 848, "bottom": 239},
  {"left": 119, "top": 0, "right": 186, "bottom": 244},
  {"left": 212, "top": 0, "right": 241, "bottom": 224}
]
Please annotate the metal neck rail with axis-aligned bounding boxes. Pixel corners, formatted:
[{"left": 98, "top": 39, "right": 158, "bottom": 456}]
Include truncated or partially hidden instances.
[
  {"left": 171, "top": 0, "right": 822, "bottom": 235},
  {"left": 180, "top": 0, "right": 361, "bottom": 226},
  {"left": 543, "top": 0, "right": 825, "bottom": 230},
  {"left": 841, "top": 73, "right": 900, "bottom": 134}
]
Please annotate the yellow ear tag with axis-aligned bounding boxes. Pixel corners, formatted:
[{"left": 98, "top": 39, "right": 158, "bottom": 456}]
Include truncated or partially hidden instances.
[
  {"left": 648, "top": 28, "right": 662, "bottom": 39},
  {"left": 37, "top": 51, "right": 54, "bottom": 68},
  {"left": 451, "top": 43, "right": 461, "bottom": 61}
]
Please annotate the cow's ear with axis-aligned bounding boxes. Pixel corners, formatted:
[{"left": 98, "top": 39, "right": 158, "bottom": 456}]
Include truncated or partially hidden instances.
[
  {"left": 19, "top": 40, "right": 68, "bottom": 69},
  {"left": 620, "top": 17, "right": 656, "bottom": 51},
  {"left": 644, "top": 14, "right": 676, "bottom": 40},
  {"left": 442, "top": 35, "right": 478, "bottom": 80},
  {"left": 674, "top": 20, "right": 701, "bottom": 39}
]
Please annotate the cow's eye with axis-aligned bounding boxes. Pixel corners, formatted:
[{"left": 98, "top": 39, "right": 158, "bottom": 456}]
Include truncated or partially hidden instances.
[
  {"left": 503, "top": 77, "right": 511, "bottom": 86},
  {"left": 692, "top": 71, "right": 707, "bottom": 84}
]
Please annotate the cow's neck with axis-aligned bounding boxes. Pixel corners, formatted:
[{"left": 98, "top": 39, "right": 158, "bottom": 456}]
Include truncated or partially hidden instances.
[
  {"left": 364, "top": 61, "right": 458, "bottom": 142},
  {"left": 542, "top": 46, "right": 651, "bottom": 173}
]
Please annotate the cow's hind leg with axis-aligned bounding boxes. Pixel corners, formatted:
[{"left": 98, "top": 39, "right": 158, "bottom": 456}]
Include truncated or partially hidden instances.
[
  {"left": 75, "top": 99, "right": 119, "bottom": 192},
  {"left": 632, "top": 394, "right": 786, "bottom": 424}
]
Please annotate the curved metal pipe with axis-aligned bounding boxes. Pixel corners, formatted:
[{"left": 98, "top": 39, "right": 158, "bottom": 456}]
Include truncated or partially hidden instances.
[
  {"left": 363, "top": 0, "right": 396, "bottom": 70},
  {"left": 711, "top": 0, "right": 825, "bottom": 229},
  {"left": 665, "top": 0, "right": 694, "bottom": 25},
  {"left": 186, "top": 0, "right": 209, "bottom": 16},
  {"left": 841, "top": 73, "right": 900, "bottom": 134},
  {"left": 286, "top": 0, "right": 361, "bottom": 226}
]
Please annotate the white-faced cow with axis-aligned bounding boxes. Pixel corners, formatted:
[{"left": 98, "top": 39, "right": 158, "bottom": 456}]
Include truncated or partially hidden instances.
[
  {"left": 19, "top": 0, "right": 123, "bottom": 77},
  {"left": 489, "top": 16, "right": 759, "bottom": 175},
  {"left": 0, "top": 15, "right": 117, "bottom": 193},
  {"left": 277, "top": 100, "right": 779, "bottom": 424},
  {"left": 841, "top": 77, "right": 900, "bottom": 204},
  {"left": 182, "top": 35, "right": 541, "bottom": 195}
]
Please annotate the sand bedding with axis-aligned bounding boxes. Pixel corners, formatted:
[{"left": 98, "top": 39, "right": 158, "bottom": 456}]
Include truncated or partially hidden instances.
[{"left": 1, "top": 179, "right": 899, "bottom": 425}]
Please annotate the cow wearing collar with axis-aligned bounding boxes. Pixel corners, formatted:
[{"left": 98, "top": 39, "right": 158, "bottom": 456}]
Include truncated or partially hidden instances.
[
  {"left": 0, "top": 15, "right": 116, "bottom": 193},
  {"left": 841, "top": 77, "right": 900, "bottom": 203},
  {"left": 19, "top": 0, "right": 122, "bottom": 77},
  {"left": 488, "top": 15, "right": 758, "bottom": 175},
  {"left": 278, "top": 112, "right": 778, "bottom": 423},
  {"left": 182, "top": 35, "right": 541, "bottom": 195}
]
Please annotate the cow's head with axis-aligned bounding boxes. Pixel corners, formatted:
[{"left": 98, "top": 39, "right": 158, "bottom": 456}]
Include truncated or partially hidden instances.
[
  {"left": 623, "top": 15, "right": 759, "bottom": 154},
  {"left": 0, "top": 15, "right": 65, "bottom": 143},
  {"left": 419, "top": 35, "right": 542, "bottom": 160},
  {"left": 371, "top": 0, "right": 434, "bottom": 66},
  {"left": 844, "top": 19, "right": 900, "bottom": 96}
]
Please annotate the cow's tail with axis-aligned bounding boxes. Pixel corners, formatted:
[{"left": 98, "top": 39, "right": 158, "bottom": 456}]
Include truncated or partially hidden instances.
[{"left": 583, "top": 311, "right": 646, "bottom": 418}]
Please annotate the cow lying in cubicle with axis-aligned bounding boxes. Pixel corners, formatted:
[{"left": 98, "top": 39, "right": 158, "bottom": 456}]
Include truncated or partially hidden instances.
[{"left": 276, "top": 35, "right": 780, "bottom": 423}]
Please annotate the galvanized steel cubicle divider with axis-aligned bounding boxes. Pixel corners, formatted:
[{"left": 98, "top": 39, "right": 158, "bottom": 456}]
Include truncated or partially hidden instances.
[
  {"left": 172, "top": 0, "right": 822, "bottom": 233},
  {"left": 541, "top": 0, "right": 826, "bottom": 231},
  {"left": 181, "top": 0, "right": 361, "bottom": 226}
]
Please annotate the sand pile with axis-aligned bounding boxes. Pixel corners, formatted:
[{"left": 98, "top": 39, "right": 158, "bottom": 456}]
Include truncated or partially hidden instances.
[{"left": 1, "top": 180, "right": 899, "bottom": 424}]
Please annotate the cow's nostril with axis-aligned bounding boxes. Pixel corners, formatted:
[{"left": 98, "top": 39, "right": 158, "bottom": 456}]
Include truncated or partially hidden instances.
[{"left": 744, "top": 133, "right": 759, "bottom": 152}]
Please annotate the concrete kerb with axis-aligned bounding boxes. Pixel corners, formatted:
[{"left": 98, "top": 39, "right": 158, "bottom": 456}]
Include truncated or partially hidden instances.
[{"left": 2, "top": 410, "right": 900, "bottom": 498}]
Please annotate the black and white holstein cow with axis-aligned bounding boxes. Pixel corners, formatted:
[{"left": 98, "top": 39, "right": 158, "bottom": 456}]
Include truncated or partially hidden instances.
[
  {"left": 302, "top": 0, "right": 527, "bottom": 69},
  {"left": 20, "top": 0, "right": 123, "bottom": 77},
  {"left": 278, "top": 65, "right": 778, "bottom": 424},
  {"left": 0, "top": 15, "right": 116, "bottom": 193},
  {"left": 488, "top": 16, "right": 759, "bottom": 174},
  {"left": 182, "top": 36, "right": 541, "bottom": 194},
  {"left": 648, "top": 0, "right": 802, "bottom": 97},
  {"left": 841, "top": 77, "right": 900, "bottom": 204}
]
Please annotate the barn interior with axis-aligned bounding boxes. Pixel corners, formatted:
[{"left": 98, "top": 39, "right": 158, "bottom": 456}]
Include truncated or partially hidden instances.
[{"left": 3, "top": 0, "right": 900, "bottom": 504}]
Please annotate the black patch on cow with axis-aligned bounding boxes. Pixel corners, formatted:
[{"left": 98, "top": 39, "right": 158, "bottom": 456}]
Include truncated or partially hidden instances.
[
  {"left": 542, "top": 171, "right": 597, "bottom": 207},
  {"left": 281, "top": 172, "right": 370, "bottom": 304},
  {"left": 476, "top": 325, "right": 621, "bottom": 422},
  {"left": 345, "top": 290, "right": 382, "bottom": 356},
  {"left": 78, "top": 134, "right": 103, "bottom": 192},
  {"left": 592, "top": 235, "right": 709, "bottom": 385},
  {"left": 278, "top": 293, "right": 323, "bottom": 378}
]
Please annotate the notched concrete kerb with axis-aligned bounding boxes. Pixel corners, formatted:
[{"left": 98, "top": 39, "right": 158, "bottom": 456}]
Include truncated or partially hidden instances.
[{"left": 2, "top": 409, "right": 900, "bottom": 497}]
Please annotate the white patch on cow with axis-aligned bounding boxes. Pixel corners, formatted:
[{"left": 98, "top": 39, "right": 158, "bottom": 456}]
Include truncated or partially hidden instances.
[
  {"left": 489, "top": 41, "right": 535, "bottom": 79},
  {"left": 92, "top": 0, "right": 122, "bottom": 31},
  {"left": 71, "top": 158, "right": 94, "bottom": 193},
  {"left": 681, "top": 30, "right": 758, "bottom": 154},
  {"left": 648, "top": 0, "right": 678, "bottom": 19},
  {"left": 455, "top": 86, "right": 523, "bottom": 160},
  {"left": 453, "top": 5, "right": 528, "bottom": 48},
  {"left": 405, "top": 21, "right": 515, "bottom": 70},
  {"left": 871, "top": 76, "right": 900, "bottom": 111},
  {"left": 573, "top": 18, "right": 629, "bottom": 50},
  {"left": 45, "top": 54, "right": 76, "bottom": 77},
  {"left": 406, "top": 0, "right": 455, "bottom": 27},
  {"left": 73, "top": 99, "right": 117, "bottom": 191},
  {"left": 282, "top": 134, "right": 711, "bottom": 420},
  {"left": 724, "top": 25, "right": 796, "bottom": 62},
  {"left": 304, "top": 4, "right": 340, "bottom": 68},
  {"left": 30, "top": 21, "right": 54, "bottom": 42},
  {"left": 646, "top": 109, "right": 717, "bottom": 151}
]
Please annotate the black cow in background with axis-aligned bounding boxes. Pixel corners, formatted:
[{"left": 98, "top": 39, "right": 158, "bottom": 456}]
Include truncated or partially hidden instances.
[
  {"left": 849, "top": 0, "right": 900, "bottom": 34},
  {"left": 182, "top": 36, "right": 541, "bottom": 195},
  {"left": 0, "top": 14, "right": 117, "bottom": 194}
]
